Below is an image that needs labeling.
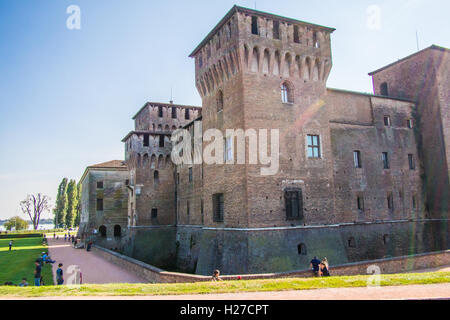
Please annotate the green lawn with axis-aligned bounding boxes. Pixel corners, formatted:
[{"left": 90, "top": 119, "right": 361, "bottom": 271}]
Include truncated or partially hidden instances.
[
  {"left": 0, "top": 237, "right": 54, "bottom": 286},
  {"left": 0, "top": 271, "right": 448, "bottom": 297}
]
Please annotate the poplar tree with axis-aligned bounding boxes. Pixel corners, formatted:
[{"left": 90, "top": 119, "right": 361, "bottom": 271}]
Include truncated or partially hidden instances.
[
  {"left": 53, "top": 178, "right": 68, "bottom": 228},
  {"left": 65, "top": 179, "right": 78, "bottom": 228}
]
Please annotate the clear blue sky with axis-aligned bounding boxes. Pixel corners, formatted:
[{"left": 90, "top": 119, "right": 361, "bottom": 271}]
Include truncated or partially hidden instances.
[{"left": 0, "top": 0, "right": 448, "bottom": 220}]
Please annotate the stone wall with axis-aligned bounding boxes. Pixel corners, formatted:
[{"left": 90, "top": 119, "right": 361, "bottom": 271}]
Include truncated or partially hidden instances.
[{"left": 91, "top": 244, "right": 450, "bottom": 284}]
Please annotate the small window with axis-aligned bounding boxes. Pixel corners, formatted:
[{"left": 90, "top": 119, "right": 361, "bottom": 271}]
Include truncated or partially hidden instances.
[
  {"left": 273, "top": 21, "right": 280, "bottom": 40},
  {"left": 185, "top": 108, "right": 190, "bottom": 120},
  {"left": 198, "top": 55, "right": 203, "bottom": 68},
  {"left": 383, "top": 234, "right": 390, "bottom": 245},
  {"left": 293, "top": 25, "right": 300, "bottom": 43},
  {"left": 172, "top": 107, "right": 177, "bottom": 119},
  {"left": 187, "top": 201, "right": 190, "bottom": 216},
  {"left": 99, "top": 225, "right": 106, "bottom": 237},
  {"left": 159, "top": 135, "right": 165, "bottom": 147},
  {"left": 188, "top": 167, "right": 193, "bottom": 183},
  {"left": 97, "top": 181, "right": 104, "bottom": 189},
  {"left": 114, "top": 225, "right": 121, "bottom": 237},
  {"left": 307, "top": 135, "right": 321, "bottom": 158},
  {"left": 408, "top": 154, "right": 415, "bottom": 170},
  {"left": 297, "top": 243, "right": 307, "bottom": 255},
  {"left": 125, "top": 179, "right": 129, "bottom": 186},
  {"left": 285, "top": 189, "right": 303, "bottom": 220},
  {"left": 384, "top": 116, "right": 391, "bottom": 126},
  {"left": 96, "top": 198, "right": 103, "bottom": 211},
  {"left": 313, "top": 32, "right": 320, "bottom": 48},
  {"left": 348, "top": 237, "right": 356, "bottom": 248},
  {"left": 354, "top": 150, "right": 362, "bottom": 168},
  {"left": 412, "top": 195, "right": 417, "bottom": 209},
  {"left": 158, "top": 106, "right": 163, "bottom": 118},
  {"left": 382, "top": 152, "right": 390, "bottom": 169},
  {"left": 281, "top": 82, "right": 293, "bottom": 104},
  {"left": 143, "top": 134, "right": 149, "bottom": 147},
  {"left": 224, "top": 136, "right": 233, "bottom": 162},
  {"left": 217, "top": 90, "right": 224, "bottom": 112},
  {"left": 357, "top": 195, "right": 364, "bottom": 212},
  {"left": 407, "top": 119, "right": 413, "bottom": 129},
  {"left": 387, "top": 192, "right": 394, "bottom": 211},
  {"left": 380, "top": 82, "right": 389, "bottom": 96},
  {"left": 213, "top": 193, "right": 224, "bottom": 222},
  {"left": 151, "top": 208, "right": 157, "bottom": 218},
  {"left": 176, "top": 172, "right": 180, "bottom": 185},
  {"left": 154, "top": 171, "right": 159, "bottom": 186},
  {"left": 251, "top": 16, "right": 258, "bottom": 35}
]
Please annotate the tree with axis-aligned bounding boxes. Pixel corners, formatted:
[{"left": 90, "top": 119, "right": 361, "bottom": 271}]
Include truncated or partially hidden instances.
[
  {"left": 53, "top": 178, "right": 68, "bottom": 228},
  {"left": 4, "top": 216, "right": 28, "bottom": 231},
  {"left": 65, "top": 179, "right": 78, "bottom": 228},
  {"left": 20, "top": 194, "right": 51, "bottom": 230},
  {"left": 74, "top": 181, "right": 82, "bottom": 227}
]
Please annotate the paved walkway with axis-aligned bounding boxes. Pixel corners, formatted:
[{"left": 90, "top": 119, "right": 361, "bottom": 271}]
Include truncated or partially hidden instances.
[{"left": 47, "top": 238, "right": 146, "bottom": 284}]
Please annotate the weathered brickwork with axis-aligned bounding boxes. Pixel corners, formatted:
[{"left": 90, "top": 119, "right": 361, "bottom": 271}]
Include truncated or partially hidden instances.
[
  {"left": 78, "top": 161, "right": 129, "bottom": 247},
  {"left": 83, "top": 6, "right": 449, "bottom": 275}
]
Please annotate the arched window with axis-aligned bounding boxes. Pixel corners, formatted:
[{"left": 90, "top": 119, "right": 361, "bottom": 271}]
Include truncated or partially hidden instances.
[
  {"left": 114, "top": 225, "right": 121, "bottom": 237},
  {"left": 217, "top": 90, "right": 224, "bottom": 112},
  {"left": 297, "top": 243, "right": 307, "bottom": 255},
  {"left": 99, "top": 225, "right": 107, "bottom": 238},
  {"left": 281, "top": 81, "right": 294, "bottom": 104}
]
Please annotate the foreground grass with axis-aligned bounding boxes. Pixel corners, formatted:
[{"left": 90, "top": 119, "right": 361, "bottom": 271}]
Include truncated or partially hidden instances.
[
  {"left": 0, "top": 237, "right": 53, "bottom": 286},
  {"left": 0, "top": 271, "right": 448, "bottom": 297}
]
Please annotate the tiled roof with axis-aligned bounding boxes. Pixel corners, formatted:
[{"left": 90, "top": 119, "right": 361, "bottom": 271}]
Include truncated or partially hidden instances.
[{"left": 88, "top": 160, "right": 127, "bottom": 169}]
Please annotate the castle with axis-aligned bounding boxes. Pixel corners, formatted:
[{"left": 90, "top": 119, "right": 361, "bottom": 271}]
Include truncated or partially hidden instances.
[{"left": 78, "top": 6, "right": 449, "bottom": 275}]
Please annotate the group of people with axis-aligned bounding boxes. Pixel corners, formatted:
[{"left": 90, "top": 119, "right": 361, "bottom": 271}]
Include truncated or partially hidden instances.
[
  {"left": 310, "top": 256, "right": 330, "bottom": 277},
  {"left": 3, "top": 278, "right": 29, "bottom": 287},
  {"left": 33, "top": 251, "right": 64, "bottom": 286}
]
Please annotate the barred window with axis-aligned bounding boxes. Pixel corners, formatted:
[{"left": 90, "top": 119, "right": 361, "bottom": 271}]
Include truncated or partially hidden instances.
[
  {"left": 285, "top": 189, "right": 303, "bottom": 220},
  {"left": 213, "top": 193, "right": 224, "bottom": 222}
]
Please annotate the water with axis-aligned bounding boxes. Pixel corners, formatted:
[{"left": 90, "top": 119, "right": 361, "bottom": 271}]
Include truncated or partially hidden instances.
[{"left": 0, "top": 223, "right": 55, "bottom": 232}]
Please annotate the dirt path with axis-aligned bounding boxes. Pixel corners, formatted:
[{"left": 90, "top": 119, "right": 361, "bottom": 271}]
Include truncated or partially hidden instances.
[{"left": 47, "top": 238, "right": 146, "bottom": 284}]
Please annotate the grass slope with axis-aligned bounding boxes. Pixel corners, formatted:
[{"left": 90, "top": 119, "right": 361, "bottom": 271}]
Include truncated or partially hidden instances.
[
  {"left": 0, "top": 271, "right": 448, "bottom": 297},
  {"left": 0, "top": 237, "right": 53, "bottom": 286}
]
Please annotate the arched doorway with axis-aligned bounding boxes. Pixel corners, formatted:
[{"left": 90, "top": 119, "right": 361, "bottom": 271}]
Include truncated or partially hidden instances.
[{"left": 99, "top": 225, "right": 107, "bottom": 237}]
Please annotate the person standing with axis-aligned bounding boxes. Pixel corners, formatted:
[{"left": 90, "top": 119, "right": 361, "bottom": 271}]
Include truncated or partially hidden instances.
[
  {"left": 64, "top": 234, "right": 67, "bottom": 242},
  {"left": 34, "top": 260, "right": 42, "bottom": 286},
  {"left": 310, "top": 256, "right": 321, "bottom": 277},
  {"left": 56, "top": 263, "right": 64, "bottom": 285},
  {"left": 8, "top": 240, "right": 13, "bottom": 251}
]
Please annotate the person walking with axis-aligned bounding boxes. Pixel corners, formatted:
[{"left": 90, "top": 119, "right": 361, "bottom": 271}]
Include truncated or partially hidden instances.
[
  {"left": 8, "top": 240, "right": 13, "bottom": 251},
  {"left": 56, "top": 263, "right": 64, "bottom": 285},
  {"left": 34, "top": 260, "right": 42, "bottom": 286},
  {"left": 64, "top": 233, "right": 67, "bottom": 242},
  {"left": 310, "top": 256, "right": 321, "bottom": 277}
]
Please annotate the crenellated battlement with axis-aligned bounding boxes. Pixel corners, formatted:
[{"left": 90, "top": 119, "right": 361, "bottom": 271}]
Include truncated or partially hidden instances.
[{"left": 190, "top": 6, "right": 335, "bottom": 97}]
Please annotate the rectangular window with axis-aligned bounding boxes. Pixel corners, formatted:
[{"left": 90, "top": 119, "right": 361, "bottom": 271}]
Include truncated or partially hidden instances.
[
  {"left": 384, "top": 116, "right": 391, "bottom": 126},
  {"left": 407, "top": 119, "right": 413, "bottom": 129},
  {"left": 159, "top": 135, "right": 165, "bottom": 147},
  {"left": 213, "top": 193, "right": 224, "bottom": 222},
  {"left": 172, "top": 107, "right": 177, "bottom": 119},
  {"left": 187, "top": 201, "right": 190, "bottom": 216},
  {"left": 198, "top": 55, "right": 203, "bottom": 68},
  {"left": 201, "top": 199, "right": 204, "bottom": 224},
  {"left": 125, "top": 179, "right": 129, "bottom": 186},
  {"left": 307, "top": 135, "right": 321, "bottom": 158},
  {"left": 285, "top": 189, "right": 303, "bottom": 220},
  {"left": 251, "top": 16, "right": 258, "bottom": 35},
  {"left": 96, "top": 198, "right": 103, "bottom": 211},
  {"left": 412, "top": 195, "right": 417, "bottom": 209},
  {"left": 151, "top": 208, "right": 157, "bottom": 218},
  {"left": 293, "top": 25, "right": 300, "bottom": 43},
  {"left": 158, "top": 106, "right": 163, "bottom": 118},
  {"left": 382, "top": 152, "right": 390, "bottom": 169},
  {"left": 357, "top": 195, "right": 364, "bottom": 212},
  {"left": 273, "top": 21, "right": 280, "bottom": 39},
  {"left": 354, "top": 150, "right": 362, "bottom": 168},
  {"left": 188, "top": 167, "right": 193, "bottom": 183},
  {"left": 408, "top": 154, "right": 415, "bottom": 170},
  {"left": 387, "top": 193, "right": 394, "bottom": 211},
  {"left": 143, "top": 134, "right": 149, "bottom": 147},
  {"left": 185, "top": 108, "right": 190, "bottom": 120},
  {"left": 224, "top": 137, "right": 233, "bottom": 162},
  {"left": 97, "top": 181, "right": 103, "bottom": 189},
  {"left": 380, "top": 82, "right": 389, "bottom": 96},
  {"left": 176, "top": 172, "right": 180, "bottom": 185}
]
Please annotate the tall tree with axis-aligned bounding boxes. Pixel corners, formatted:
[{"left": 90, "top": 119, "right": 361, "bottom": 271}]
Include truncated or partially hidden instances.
[
  {"left": 53, "top": 178, "right": 68, "bottom": 228},
  {"left": 20, "top": 194, "right": 51, "bottom": 230},
  {"left": 74, "top": 181, "right": 82, "bottom": 227},
  {"left": 65, "top": 179, "right": 78, "bottom": 228}
]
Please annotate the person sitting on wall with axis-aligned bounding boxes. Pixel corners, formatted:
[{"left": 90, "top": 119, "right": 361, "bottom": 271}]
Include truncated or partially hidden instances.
[
  {"left": 310, "top": 256, "right": 321, "bottom": 277},
  {"left": 211, "top": 270, "right": 222, "bottom": 282},
  {"left": 319, "top": 259, "right": 330, "bottom": 277}
]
